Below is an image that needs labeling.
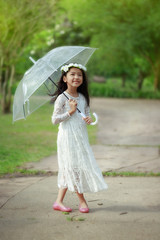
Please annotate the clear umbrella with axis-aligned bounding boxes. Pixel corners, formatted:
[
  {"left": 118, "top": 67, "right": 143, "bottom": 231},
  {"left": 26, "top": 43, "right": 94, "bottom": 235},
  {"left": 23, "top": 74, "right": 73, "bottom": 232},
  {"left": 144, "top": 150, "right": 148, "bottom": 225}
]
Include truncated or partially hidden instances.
[{"left": 13, "top": 46, "right": 97, "bottom": 123}]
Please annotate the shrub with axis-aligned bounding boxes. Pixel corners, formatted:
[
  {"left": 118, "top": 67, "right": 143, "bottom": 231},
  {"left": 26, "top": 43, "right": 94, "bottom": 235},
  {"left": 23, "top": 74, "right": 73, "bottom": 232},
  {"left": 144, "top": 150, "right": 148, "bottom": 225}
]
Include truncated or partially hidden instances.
[{"left": 89, "top": 79, "right": 160, "bottom": 99}]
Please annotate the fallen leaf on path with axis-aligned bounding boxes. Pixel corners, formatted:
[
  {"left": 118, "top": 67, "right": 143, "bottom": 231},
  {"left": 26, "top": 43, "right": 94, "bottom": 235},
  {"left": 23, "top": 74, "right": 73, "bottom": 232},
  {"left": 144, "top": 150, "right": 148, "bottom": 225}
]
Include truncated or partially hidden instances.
[
  {"left": 120, "top": 212, "right": 128, "bottom": 215},
  {"left": 62, "top": 212, "right": 70, "bottom": 215}
]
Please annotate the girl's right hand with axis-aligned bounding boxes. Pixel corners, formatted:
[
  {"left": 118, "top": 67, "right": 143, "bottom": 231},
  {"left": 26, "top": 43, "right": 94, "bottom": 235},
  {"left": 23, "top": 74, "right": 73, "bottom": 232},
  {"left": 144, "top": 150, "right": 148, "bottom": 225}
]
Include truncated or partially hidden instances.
[{"left": 68, "top": 99, "right": 77, "bottom": 116}]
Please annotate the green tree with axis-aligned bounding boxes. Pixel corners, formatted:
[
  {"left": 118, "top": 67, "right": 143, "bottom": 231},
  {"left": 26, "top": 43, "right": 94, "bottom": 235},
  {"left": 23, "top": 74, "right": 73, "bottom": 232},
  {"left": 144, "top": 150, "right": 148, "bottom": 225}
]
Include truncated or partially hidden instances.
[
  {"left": 0, "top": 0, "right": 57, "bottom": 113},
  {"left": 59, "top": 0, "right": 160, "bottom": 90},
  {"left": 52, "top": 20, "right": 91, "bottom": 48}
]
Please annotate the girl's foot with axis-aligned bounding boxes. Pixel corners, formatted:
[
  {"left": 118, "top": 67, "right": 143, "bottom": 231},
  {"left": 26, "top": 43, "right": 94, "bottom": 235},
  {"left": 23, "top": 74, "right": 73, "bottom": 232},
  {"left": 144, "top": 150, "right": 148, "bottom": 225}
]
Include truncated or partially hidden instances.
[
  {"left": 53, "top": 202, "right": 72, "bottom": 212},
  {"left": 79, "top": 201, "right": 88, "bottom": 208},
  {"left": 79, "top": 201, "right": 89, "bottom": 213}
]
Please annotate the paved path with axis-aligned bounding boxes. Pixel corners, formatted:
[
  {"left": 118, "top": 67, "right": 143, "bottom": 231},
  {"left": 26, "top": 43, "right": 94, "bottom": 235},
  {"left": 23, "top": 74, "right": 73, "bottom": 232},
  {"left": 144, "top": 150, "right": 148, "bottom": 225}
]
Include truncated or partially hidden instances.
[
  {"left": 0, "top": 98, "right": 160, "bottom": 240},
  {"left": 24, "top": 98, "right": 160, "bottom": 174},
  {"left": 94, "top": 98, "right": 160, "bottom": 145},
  {"left": 0, "top": 176, "right": 160, "bottom": 240}
]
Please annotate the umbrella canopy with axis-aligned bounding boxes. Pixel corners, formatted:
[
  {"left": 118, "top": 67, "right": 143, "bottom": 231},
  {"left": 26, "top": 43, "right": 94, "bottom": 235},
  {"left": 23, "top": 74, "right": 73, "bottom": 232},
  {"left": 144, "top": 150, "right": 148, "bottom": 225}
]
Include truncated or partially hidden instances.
[{"left": 13, "top": 46, "right": 96, "bottom": 122}]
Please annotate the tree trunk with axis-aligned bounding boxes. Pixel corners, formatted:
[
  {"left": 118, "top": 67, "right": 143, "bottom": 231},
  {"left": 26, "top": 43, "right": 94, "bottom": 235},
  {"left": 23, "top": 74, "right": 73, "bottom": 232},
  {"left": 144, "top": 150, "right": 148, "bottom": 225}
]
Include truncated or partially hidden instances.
[
  {"left": 1, "top": 64, "right": 15, "bottom": 114},
  {"left": 121, "top": 73, "right": 126, "bottom": 87},
  {"left": 154, "top": 69, "right": 160, "bottom": 91},
  {"left": 152, "top": 60, "right": 160, "bottom": 91},
  {"left": 142, "top": 54, "right": 160, "bottom": 91},
  {"left": 137, "top": 71, "right": 145, "bottom": 90},
  {"left": 0, "top": 57, "right": 4, "bottom": 94}
]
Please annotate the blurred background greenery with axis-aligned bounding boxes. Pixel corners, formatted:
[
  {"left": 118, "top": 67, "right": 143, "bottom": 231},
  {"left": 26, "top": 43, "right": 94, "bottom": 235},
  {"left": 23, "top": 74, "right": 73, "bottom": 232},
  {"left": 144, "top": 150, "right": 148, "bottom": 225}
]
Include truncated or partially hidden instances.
[
  {"left": 1, "top": 0, "right": 160, "bottom": 114},
  {"left": 0, "top": 0, "right": 160, "bottom": 175}
]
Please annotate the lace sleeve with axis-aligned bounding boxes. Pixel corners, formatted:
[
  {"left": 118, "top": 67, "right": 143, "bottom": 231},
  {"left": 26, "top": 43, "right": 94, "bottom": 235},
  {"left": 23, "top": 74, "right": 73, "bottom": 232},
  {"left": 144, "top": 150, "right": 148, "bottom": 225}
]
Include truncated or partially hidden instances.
[{"left": 51, "top": 95, "right": 70, "bottom": 125}]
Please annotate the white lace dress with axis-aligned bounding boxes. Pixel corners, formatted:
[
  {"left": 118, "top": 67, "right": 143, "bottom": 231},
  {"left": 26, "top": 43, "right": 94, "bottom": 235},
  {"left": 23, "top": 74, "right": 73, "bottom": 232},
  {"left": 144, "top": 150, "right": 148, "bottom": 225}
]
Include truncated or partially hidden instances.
[{"left": 52, "top": 91, "right": 108, "bottom": 193}]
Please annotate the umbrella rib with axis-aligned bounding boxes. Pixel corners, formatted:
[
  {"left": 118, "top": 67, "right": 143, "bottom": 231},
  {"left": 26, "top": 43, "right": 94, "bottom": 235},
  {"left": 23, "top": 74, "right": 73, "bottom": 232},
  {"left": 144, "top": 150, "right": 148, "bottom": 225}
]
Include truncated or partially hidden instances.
[
  {"left": 43, "top": 82, "right": 52, "bottom": 95},
  {"left": 23, "top": 104, "right": 26, "bottom": 119},
  {"left": 48, "top": 77, "right": 81, "bottom": 113}
]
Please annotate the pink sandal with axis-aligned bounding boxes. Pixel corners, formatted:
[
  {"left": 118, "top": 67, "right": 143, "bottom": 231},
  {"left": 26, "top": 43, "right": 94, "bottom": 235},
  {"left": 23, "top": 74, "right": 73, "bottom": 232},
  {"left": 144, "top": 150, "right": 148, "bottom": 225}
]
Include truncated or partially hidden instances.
[
  {"left": 79, "top": 205, "right": 89, "bottom": 213},
  {"left": 53, "top": 202, "right": 72, "bottom": 212}
]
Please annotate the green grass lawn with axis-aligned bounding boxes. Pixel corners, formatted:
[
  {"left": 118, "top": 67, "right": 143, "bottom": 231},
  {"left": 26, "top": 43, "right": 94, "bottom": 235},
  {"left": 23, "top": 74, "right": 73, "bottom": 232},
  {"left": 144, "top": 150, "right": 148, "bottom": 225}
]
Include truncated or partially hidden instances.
[{"left": 0, "top": 103, "right": 97, "bottom": 176}]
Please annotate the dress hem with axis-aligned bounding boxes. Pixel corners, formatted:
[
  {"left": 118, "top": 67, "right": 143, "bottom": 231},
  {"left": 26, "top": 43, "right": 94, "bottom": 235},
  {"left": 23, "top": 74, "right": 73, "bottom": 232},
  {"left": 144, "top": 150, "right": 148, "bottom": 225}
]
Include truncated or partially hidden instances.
[{"left": 58, "top": 184, "right": 108, "bottom": 194}]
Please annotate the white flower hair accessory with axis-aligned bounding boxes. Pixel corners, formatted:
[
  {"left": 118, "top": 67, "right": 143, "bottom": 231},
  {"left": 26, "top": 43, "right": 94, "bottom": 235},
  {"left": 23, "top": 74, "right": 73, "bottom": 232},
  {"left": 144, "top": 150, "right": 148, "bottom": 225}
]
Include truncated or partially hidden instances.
[{"left": 60, "top": 63, "right": 87, "bottom": 73}]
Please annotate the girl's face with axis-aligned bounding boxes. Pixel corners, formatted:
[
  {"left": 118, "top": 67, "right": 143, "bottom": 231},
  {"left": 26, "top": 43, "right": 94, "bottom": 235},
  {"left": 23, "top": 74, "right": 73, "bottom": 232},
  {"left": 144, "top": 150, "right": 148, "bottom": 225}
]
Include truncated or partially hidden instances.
[{"left": 63, "top": 67, "right": 83, "bottom": 89}]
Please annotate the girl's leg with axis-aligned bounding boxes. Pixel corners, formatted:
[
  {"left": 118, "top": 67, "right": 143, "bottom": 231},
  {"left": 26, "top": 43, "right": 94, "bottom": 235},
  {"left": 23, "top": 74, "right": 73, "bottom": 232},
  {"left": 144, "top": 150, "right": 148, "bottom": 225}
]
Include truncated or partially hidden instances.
[
  {"left": 76, "top": 192, "right": 88, "bottom": 208},
  {"left": 55, "top": 188, "right": 68, "bottom": 207}
]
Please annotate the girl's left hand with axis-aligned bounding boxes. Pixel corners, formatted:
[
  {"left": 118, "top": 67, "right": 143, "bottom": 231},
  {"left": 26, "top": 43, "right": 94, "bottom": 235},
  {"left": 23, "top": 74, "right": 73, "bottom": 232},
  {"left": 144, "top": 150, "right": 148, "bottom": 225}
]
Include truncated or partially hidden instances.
[{"left": 83, "top": 116, "right": 93, "bottom": 125}]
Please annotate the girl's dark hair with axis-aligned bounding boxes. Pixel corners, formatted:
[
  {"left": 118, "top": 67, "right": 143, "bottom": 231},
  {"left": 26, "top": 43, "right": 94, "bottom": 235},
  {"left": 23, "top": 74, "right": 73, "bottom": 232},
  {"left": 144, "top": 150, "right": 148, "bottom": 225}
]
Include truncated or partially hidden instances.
[{"left": 52, "top": 67, "right": 90, "bottom": 106}]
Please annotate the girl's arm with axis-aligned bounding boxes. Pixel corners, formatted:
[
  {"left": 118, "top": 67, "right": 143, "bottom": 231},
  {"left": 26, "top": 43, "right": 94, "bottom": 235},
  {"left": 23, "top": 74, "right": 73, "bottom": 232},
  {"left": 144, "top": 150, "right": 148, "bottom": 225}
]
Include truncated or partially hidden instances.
[{"left": 51, "top": 95, "right": 70, "bottom": 125}]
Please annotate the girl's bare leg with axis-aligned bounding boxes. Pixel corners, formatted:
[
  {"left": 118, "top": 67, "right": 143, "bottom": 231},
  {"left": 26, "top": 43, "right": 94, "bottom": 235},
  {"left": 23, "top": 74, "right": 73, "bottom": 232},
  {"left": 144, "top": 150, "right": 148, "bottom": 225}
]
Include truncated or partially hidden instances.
[
  {"left": 55, "top": 188, "right": 68, "bottom": 207},
  {"left": 76, "top": 192, "right": 88, "bottom": 208}
]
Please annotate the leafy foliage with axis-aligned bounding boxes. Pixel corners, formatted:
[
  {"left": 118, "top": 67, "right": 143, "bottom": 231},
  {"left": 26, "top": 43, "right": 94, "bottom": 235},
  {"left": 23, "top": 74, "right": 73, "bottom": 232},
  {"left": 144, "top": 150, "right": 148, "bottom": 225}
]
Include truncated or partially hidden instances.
[
  {"left": 1, "top": 0, "right": 160, "bottom": 115},
  {"left": 0, "top": 0, "right": 57, "bottom": 113},
  {"left": 59, "top": 0, "right": 160, "bottom": 90}
]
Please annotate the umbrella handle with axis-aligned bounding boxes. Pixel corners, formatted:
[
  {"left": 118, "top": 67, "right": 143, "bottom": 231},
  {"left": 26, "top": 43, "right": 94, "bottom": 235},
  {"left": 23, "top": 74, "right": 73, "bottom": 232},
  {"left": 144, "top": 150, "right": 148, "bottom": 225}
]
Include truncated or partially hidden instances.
[{"left": 80, "top": 112, "right": 98, "bottom": 126}]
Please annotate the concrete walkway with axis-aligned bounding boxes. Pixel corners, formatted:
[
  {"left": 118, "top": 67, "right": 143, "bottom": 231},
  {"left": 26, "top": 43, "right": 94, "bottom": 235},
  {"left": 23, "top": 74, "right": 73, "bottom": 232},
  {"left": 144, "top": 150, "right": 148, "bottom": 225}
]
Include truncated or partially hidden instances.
[
  {"left": 24, "top": 98, "right": 160, "bottom": 174},
  {"left": 0, "top": 176, "right": 160, "bottom": 240},
  {"left": 0, "top": 98, "right": 160, "bottom": 240}
]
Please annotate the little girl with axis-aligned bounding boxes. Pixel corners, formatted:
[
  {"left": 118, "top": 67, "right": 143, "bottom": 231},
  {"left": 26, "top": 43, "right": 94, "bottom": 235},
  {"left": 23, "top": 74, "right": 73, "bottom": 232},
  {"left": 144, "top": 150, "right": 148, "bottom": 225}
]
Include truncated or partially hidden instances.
[{"left": 51, "top": 63, "right": 108, "bottom": 213}]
